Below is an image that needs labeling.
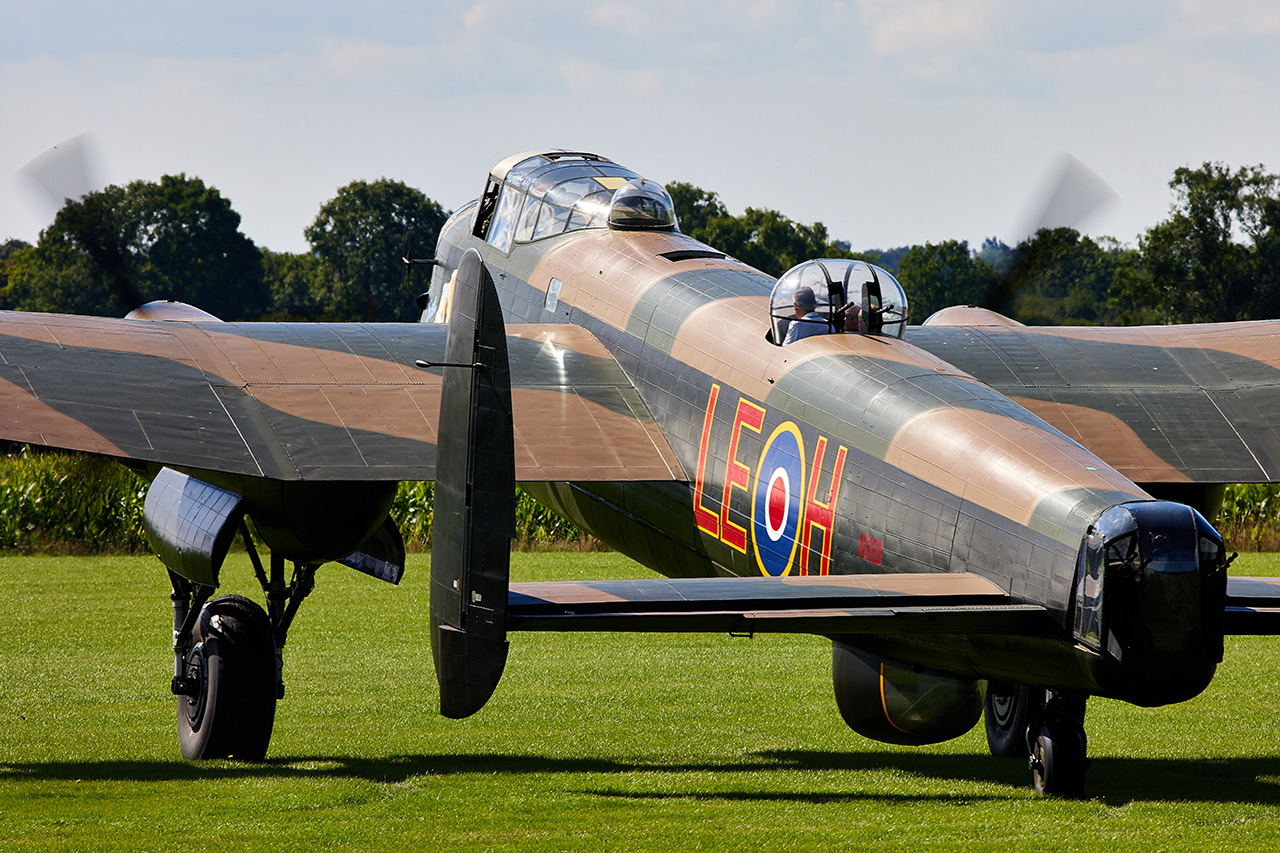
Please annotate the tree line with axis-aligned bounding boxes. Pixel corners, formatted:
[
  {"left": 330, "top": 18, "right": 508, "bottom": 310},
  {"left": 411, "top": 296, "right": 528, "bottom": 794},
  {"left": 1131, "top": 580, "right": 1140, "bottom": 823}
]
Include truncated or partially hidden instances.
[
  {"left": 2, "top": 161, "right": 1278, "bottom": 326},
  {"left": 0, "top": 176, "right": 447, "bottom": 323},
  {"left": 671, "top": 162, "right": 1280, "bottom": 326}
]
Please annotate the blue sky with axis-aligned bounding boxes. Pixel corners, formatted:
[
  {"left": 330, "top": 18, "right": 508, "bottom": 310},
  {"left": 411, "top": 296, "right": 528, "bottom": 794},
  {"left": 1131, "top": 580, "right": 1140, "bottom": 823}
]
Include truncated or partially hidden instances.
[{"left": 4, "top": 1, "right": 1279, "bottom": 255}]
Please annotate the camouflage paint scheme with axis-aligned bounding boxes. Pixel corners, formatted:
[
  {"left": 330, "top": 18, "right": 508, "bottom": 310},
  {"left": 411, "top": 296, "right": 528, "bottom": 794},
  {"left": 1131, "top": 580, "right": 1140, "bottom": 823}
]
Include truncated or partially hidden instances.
[{"left": 1, "top": 151, "right": 1279, "bottom": 766}]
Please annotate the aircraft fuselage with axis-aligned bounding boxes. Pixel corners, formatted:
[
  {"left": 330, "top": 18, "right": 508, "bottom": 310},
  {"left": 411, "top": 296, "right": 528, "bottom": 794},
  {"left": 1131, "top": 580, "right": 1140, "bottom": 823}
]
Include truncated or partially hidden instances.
[{"left": 431, "top": 191, "right": 1227, "bottom": 708}]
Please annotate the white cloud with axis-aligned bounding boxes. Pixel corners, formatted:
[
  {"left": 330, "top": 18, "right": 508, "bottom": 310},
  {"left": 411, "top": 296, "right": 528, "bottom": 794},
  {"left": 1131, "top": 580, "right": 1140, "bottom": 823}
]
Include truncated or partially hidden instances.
[
  {"left": 557, "top": 57, "right": 662, "bottom": 94},
  {"left": 463, "top": 0, "right": 529, "bottom": 33},
  {"left": 1178, "top": 0, "right": 1280, "bottom": 37},
  {"left": 855, "top": 0, "right": 999, "bottom": 56},
  {"left": 714, "top": 0, "right": 793, "bottom": 31},
  {"left": 589, "top": 2, "right": 651, "bottom": 36},
  {"left": 315, "top": 39, "right": 426, "bottom": 79}
]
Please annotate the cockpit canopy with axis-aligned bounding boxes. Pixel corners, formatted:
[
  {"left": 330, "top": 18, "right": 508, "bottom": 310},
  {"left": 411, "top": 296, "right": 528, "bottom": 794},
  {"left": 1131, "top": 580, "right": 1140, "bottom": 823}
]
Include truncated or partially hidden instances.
[
  {"left": 471, "top": 151, "right": 674, "bottom": 253},
  {"left": 768, "top": 259, "right": 909, "bottom": 345},
  {"left": 608, "top": 179, "right": 677, "bottom": 230}
]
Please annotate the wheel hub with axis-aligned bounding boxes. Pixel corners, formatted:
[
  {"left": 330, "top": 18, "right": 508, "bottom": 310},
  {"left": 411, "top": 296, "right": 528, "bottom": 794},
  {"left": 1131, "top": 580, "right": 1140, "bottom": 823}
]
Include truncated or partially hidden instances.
[
  {"left": 989, "top": 687, "right": 1016, "bottom": 728},
  {"left": 183, "top": 643, "right": 208, "bottom": 729}
]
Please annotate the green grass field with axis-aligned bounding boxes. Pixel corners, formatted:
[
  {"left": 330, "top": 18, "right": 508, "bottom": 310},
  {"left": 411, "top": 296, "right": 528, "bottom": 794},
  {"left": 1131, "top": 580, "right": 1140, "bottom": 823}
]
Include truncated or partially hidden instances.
[{"left": 2, "top": 552, "right": 1280, "bottom": 851}]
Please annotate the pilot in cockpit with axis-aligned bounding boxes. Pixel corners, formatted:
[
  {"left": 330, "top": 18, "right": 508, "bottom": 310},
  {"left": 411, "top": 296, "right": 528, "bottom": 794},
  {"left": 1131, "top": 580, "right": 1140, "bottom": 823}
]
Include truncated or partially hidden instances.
[{"left": 783, "top": 286, "right": 829, "bottom": 345}]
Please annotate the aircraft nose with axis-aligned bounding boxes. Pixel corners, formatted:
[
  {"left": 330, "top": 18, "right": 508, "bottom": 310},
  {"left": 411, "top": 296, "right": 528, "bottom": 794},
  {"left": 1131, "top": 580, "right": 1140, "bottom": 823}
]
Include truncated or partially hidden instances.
[{"left": 1074, "top": 500, "right": 1227, "bottom": 705}]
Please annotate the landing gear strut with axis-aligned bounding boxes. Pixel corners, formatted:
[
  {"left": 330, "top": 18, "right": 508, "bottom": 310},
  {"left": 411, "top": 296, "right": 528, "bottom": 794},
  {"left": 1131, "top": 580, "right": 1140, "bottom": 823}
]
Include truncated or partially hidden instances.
[
  {"left": 1029, "top": 712, "right": 1087, "bottom": 797},
  {"left": 1028, "top": 691, "right": 1088, "bottom": 797},
  {"left": 169, "top": 524, "right": 318, "bottom": 761}
]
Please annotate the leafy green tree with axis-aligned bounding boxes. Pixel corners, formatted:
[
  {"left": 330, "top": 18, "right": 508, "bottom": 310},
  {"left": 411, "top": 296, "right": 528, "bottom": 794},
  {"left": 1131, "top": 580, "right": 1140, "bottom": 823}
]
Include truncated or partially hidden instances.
[
  {"left": 305, "top": 179, "right": 448, "bottom": 322},
  {"left": 866, "top": 245, "right": 909, "bottom": 275},
  {"left": 895, "top": 240, "right": 999, "bottom": 321},
  {"left": 6, "top": 175, "right": 266, "bottom": 319},
  {"left": 1253, "top": 191, "right": 1280, "bottom": 319},
  {"left": 976, "top": 237, "right": 1015, "bottom": 277},
  {"left": 0, "top": 239, "right": 32, "bottom": 310},
  {"left": 1125, "top": 162, "right": 1280, "bottom": 323},
  {"left": 260, "top": 250, "right": 329, "bottom": 321},
  {"left": 1006, "top": 228, "right": 1136, "bottom": 326},
  {"left": 667, "top": 181, "right": 729, "bottom": 235}
]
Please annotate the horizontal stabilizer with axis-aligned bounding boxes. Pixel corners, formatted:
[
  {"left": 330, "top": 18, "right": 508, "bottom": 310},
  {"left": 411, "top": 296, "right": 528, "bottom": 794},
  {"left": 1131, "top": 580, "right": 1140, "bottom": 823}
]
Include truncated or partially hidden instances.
[
  {"left": 508, "top": 573, "right": 1057, "bottom": 636},
  {"left": 1225, "top": 576, "right": 1280, "bottom": 635}
]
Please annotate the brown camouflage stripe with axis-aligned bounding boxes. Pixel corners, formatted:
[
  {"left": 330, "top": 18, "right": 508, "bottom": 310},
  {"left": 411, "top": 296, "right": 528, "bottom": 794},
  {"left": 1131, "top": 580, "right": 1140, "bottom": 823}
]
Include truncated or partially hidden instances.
[
  {"left": 511, "top": 571, "right": 1010, "bottom": 607},
  {"left": 1007, "top": 320, "right": 1280, "bottom": 360},
  {"left": 1008, "top": 396, "right": 1192, "bottom": 483},
  {"left": 923, "top": 306, "right": 1024, "bottom": 327},
  {"left": 531, "top": 230, "right": 735, "bottom": 332}
]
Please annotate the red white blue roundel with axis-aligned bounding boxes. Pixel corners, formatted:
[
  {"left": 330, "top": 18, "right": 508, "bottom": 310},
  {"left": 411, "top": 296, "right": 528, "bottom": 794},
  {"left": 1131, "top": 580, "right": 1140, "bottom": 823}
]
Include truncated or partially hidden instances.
[{"left": 752, "top": 422, "right": 806, "bottom": 576}]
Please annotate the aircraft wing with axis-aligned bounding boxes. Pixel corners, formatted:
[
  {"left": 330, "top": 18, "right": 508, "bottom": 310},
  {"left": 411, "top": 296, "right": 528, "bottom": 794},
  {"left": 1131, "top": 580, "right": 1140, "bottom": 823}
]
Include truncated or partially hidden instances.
[
  {"left": 0, "top": 312, "right": 684, "bottom": 482},
  {"left": 508, "top": 573, "right": 1057, "bottom": 636},
  {"left": 909, "top": 321, "right": 1280, "bottom": 483}
]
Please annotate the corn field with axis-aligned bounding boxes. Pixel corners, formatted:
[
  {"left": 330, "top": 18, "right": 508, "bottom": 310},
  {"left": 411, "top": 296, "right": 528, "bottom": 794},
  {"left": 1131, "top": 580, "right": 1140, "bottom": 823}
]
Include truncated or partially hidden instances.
[
  {"left": 1217, "top": 483, "right": 1280, "bottom": 551},
  {"left": 0, "top": 448, "right": 595, "bottom": 554},
  {"left": 3, "top": 449, "right": 1277, "bottom": 555}
]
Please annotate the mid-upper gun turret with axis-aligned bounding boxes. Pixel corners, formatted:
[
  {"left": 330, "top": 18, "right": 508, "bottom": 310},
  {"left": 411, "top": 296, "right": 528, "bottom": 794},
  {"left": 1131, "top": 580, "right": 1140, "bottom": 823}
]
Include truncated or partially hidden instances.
[{"left": 768, "top": 258, "right": 909, "bottom": 345}]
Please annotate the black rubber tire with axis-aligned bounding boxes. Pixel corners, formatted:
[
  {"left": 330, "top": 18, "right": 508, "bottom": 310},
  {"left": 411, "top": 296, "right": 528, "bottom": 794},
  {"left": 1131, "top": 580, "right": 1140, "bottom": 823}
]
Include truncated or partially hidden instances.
[
  {"left": 984, "top": 683, "right": 1041, "bottom": 758},
  {"left": 1030, "top": 718, "right": 1087, "bottom": 798},
  {"left": 177, "top": 594, "right": 277, "bottom": 761}
]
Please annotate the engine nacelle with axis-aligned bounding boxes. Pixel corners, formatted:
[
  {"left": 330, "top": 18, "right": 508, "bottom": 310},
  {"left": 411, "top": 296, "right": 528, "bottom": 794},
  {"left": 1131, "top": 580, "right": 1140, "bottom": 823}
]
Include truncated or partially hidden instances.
[
  {"left": 125, "top": 299, "right": 223, "bottom": 322},
  {"left": 170, "top": 467, "right": 399, "bottom": 565},
  {"left": 236, "top": 477, "right": 398, "bottom": 563},
  {"left": 832, "top": 641, "right": 984, "bottom": 746}
]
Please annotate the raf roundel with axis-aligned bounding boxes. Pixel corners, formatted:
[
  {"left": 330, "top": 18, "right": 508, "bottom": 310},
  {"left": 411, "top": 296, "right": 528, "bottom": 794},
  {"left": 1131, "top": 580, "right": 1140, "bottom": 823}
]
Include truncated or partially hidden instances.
[
  {"left": 751, "top": 422, "right": 806, "bottom": 576},
  {"left": 764, "top": 467, "right": 791, "bottom": 541}
]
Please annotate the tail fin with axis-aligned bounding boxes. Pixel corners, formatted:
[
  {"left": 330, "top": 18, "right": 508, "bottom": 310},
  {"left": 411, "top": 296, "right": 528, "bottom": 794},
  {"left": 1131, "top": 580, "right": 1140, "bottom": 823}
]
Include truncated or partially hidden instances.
[{"left": 430, "top": 248, "right": 515, "bottom": 718}]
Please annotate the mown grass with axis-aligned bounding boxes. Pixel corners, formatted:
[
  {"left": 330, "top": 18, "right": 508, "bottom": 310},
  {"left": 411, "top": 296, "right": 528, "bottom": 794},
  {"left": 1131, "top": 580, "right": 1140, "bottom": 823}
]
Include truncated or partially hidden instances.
[{"left": 2, "top": 553, "right": 1280, "bottom": 850}]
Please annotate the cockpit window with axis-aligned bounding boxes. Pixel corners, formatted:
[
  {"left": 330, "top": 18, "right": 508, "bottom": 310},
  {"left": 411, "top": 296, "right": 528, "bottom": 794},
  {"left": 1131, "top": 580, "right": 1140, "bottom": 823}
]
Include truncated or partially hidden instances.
[
  {"left": 476, "top": 152, "right": 656, "bottom": 251},
  {"left": 487, "top": 186, "right": 523, "bottom": 253}
]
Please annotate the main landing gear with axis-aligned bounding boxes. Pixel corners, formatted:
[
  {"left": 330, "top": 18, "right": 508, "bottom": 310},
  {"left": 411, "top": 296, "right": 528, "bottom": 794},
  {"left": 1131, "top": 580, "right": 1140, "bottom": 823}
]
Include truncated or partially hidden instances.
[
  {"left": 984, "top": 683, "right": 1090, "bottom": 797},
  {"left": 168, "top": 524, "right": 318, "bottom": 761}
]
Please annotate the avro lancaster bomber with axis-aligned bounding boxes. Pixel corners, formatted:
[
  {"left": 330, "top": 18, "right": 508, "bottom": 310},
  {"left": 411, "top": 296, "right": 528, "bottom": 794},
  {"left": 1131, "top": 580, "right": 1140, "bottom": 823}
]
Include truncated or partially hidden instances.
[{"left": 2, "top": 150, "right": 1279, "bottom": 796}]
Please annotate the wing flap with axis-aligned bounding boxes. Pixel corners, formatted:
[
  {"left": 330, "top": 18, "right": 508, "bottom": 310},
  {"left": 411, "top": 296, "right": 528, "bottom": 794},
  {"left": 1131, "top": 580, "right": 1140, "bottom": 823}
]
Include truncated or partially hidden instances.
[{"left": 507, "top": 573, "right": 1058, "bottom": 636}]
